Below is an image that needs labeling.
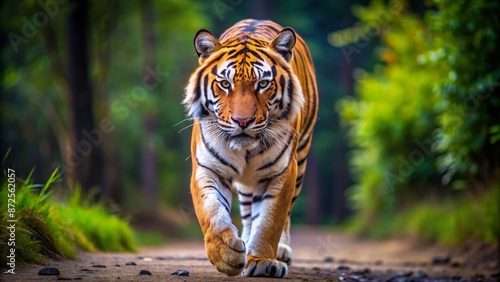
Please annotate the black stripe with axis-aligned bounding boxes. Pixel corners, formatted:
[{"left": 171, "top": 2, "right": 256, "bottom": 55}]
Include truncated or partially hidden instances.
[
  {"left": 247, "top": 49, "right": 265, "bottom": 62},
  {"left": 296, "top": 174, "right": 304, "bottom": 184},
  {"left": 203, "top": 186, "right": 231, "bottom": 214},
  {"left": 241, "top": 213, "right": 251, "bottom": 220},
  {"left": 279, "top": 75, "right": 285, "bottom": 93},
  {"left": 193, "top": 53, "right": 226, "bottom": 101},
  {"left": 299, "top": 71, "right": 318, "bottom": 143},
  {"left": 257, "top": 133, "right": 293, "bottom": 170},
  {"left": 227, "top": 45, "right": 248, "bottom": 60},
  {"left": 204, "top": 186, "right": 231, "bottom": 208},
  {"left": 245, "top": 150, "right": 250, "bottom": 163},
  {"left": 271, "top": 65, "right": 277, "bottom": 77},
  {"left": 291, "top": 195, "right": 298, "bottom": 203},
  {"left": 295, "top": 178, "right": 303, "bottom": 188},
  {"left": 256, "top": 137, "right": 274, "bottom": 155},
  {"left": 200, "top": 107, "right": 209, "bottom": 117},
  {"left": 195, "top": 157, "right": 232, "bottom": 191},
  {"left": 214, "top": 188, "right": 231, "bottom": 210},
  {"left": 196, "top": 157, "right": 219, "bottom": 175},
  {"left": 297, "top": 157, "right": 307, "bottom": 167},
  {"left": 200, "top": 129, "right": 239, "bottom": 174},
  {"left": 258, "top": 155, "right": 292, "bottom": 183},
  {"left": 204, "top": 80, "right": 217, "bottom": 112},
  {"left": 194, "top": 68, "right": 204, "bottom": 101},
  {"left": 249, "top": 262, "right": 256, "bottom": 276},
  {"left": 237, "top": 190, "right": 253, "bottom": 197},
  {"left": 295, "top": 49, "right": 311, "bottom": 121},
  {"left": 252, "top": 194, "right": 275, "bottom": 203},
  {"left": 255, "top": 48, "right": 277, "bottom": 65},
  {"left": 280, "top": 78, "right": 294, "bottom": 119},
  {"left": 240, "top": 201, "right": 252, "bottom": 206},
  {"left": 218, "top": 198, "right": 230, "bottom": 214},
  {"left": 266, "top": 24, "right": 280, "bottom": 34},
  {"left": 202, "top": 75, "right": 209, "bottom": 99},
  {"left": 297, "top": 134, "right": 311, "bottom": 152},
  {"left": 251, "top": 213, "right": 260, "bottom": 221},
  {"left": 218, "top": 175, "right": 232, "bottom": 191}
]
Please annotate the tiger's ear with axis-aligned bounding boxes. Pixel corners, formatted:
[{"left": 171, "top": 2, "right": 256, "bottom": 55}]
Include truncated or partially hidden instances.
[
  {"left": 270, "top": 28, "right": 296, "bottom": 62},
  {"left": 194, "top": 29, "right": 221, "bottom": 64}
]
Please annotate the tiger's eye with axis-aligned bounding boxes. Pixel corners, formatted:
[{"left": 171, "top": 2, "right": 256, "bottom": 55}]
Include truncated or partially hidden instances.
[
  {"left": 220, "top": 80, "right": 231, "bottom": 89},
  {"left": 258, "top": 80, "right": 269, "bottom": 88}
]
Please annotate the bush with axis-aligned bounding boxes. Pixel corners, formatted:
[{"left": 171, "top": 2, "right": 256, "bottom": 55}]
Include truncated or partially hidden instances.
[
  {"left": 336, "top": 0, "right": 499, "bottom": 245},
  {"left": 337, "top": 1, "right": 445, "bottom": 226},
  {"left": 0, "top": 168, "right": 136, "bottom": 267}
]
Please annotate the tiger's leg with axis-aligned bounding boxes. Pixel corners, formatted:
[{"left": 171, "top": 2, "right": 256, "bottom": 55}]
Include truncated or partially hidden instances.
[
  {"left": 277, "top": 215, "right": 293, "bottom": 265},
  {"left": 236, "top": 185, "right": 253, "bottom": 243},
  {"left": 277, "top": 152, "right": 308, "bottom": 265},
  {"left": 242, "top": 162, "right": 296, "bottom": 278},
  {"left": 191, "top": 170, "right": 246, "bottom": 276}
]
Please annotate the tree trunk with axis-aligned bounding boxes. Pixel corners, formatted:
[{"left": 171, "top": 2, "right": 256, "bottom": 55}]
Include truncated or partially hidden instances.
[
  {"left": 333, "top": 14, "right": 355, "bottom": 222},
  {"left": 93, "top": 1, "right": 123, "bottom": 206},
  {"left": 67, "top": 0, "right": 103, "bottom": 194},
  {"left": 141, "top": 0, "right": 158, "bottom": 213}
]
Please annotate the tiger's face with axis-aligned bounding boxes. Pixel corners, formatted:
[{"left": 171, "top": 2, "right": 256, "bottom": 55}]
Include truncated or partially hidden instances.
[{"left": 184, "top": 28, "right": 304, "bottom": 150}]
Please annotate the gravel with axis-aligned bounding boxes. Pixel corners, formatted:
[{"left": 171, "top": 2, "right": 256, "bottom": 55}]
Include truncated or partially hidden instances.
[
  {"left": 171, "top": 269, "right": 190, "bottom": 276},
  {"left": 139, "top": 270, "right": 152, "bottom": 275},
  {"left": 38, "top": 267, "right": 60, "bottom": 275}
]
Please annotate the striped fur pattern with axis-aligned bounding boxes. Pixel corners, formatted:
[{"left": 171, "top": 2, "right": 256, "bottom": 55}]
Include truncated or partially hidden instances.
[{"left": 184, "top": 19, "right": 318, "bottom": 278}]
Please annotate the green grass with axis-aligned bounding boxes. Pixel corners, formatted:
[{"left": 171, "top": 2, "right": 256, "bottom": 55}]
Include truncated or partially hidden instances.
[
  {"left": 346, "top": 185, "right": 500, "bottom": 246},
  {"left": 0, "top": 168, "right": 136, "bottom": 267}
]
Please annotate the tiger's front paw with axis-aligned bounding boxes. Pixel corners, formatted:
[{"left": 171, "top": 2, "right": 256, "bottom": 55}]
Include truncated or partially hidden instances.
[
  {"left": 205, "top": 227, "right": 246, "bottom": 276},
  {"left": 242, "top": 257, "right": 288, "bottom": 278}
]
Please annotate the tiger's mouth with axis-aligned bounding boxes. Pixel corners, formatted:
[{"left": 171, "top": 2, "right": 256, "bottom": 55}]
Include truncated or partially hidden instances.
[
  {"left": 227, "top": 132, "right": 259, "bottom": 150},
  {"left": 230, "top": 133, "right": 255, "bottom": 141}
]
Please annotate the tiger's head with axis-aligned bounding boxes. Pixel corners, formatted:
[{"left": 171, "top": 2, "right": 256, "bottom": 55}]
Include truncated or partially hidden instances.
[{"left": 184, "top": 27, "right": 304, "bottom": 150}]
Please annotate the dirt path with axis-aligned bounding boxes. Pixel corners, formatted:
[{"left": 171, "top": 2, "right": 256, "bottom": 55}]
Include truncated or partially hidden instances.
[{"left": 4, "top": 228, "right": 499, "bottom": 281}]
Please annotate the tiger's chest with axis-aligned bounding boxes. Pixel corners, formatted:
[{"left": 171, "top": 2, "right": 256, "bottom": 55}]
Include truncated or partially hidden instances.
[{"left": 195, "top": 130, "right": 294, "bottom": 188}]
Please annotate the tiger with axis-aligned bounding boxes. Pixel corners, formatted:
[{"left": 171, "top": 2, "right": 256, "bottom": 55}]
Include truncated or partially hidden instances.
[{"left": 183, "top": 19, "right": 318, "bottom": 278}]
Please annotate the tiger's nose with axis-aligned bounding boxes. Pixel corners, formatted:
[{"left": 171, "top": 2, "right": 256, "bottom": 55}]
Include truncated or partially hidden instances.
[{"left": 231, "top": 116, "right": 255, "bottom": 129}]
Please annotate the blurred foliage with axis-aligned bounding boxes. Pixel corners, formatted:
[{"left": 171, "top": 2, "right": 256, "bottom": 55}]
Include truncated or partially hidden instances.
[
  {"left": 427, "top": 0, "right": 500, "bottom": 186},
  {"left": 0, "top": 168, "right": 136, "bottom": 266},
  {"left": 337, "top": 0, "right": 499, "bottom": 244},
  {"left": 347, "top": 184, "right": 499, "bottom": 245},
  {"left": 404, "top": 184, "right": 499, "bottom": 245},
  {"left": 338, "top": 0, "right": 444, "bottom": 224}
]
